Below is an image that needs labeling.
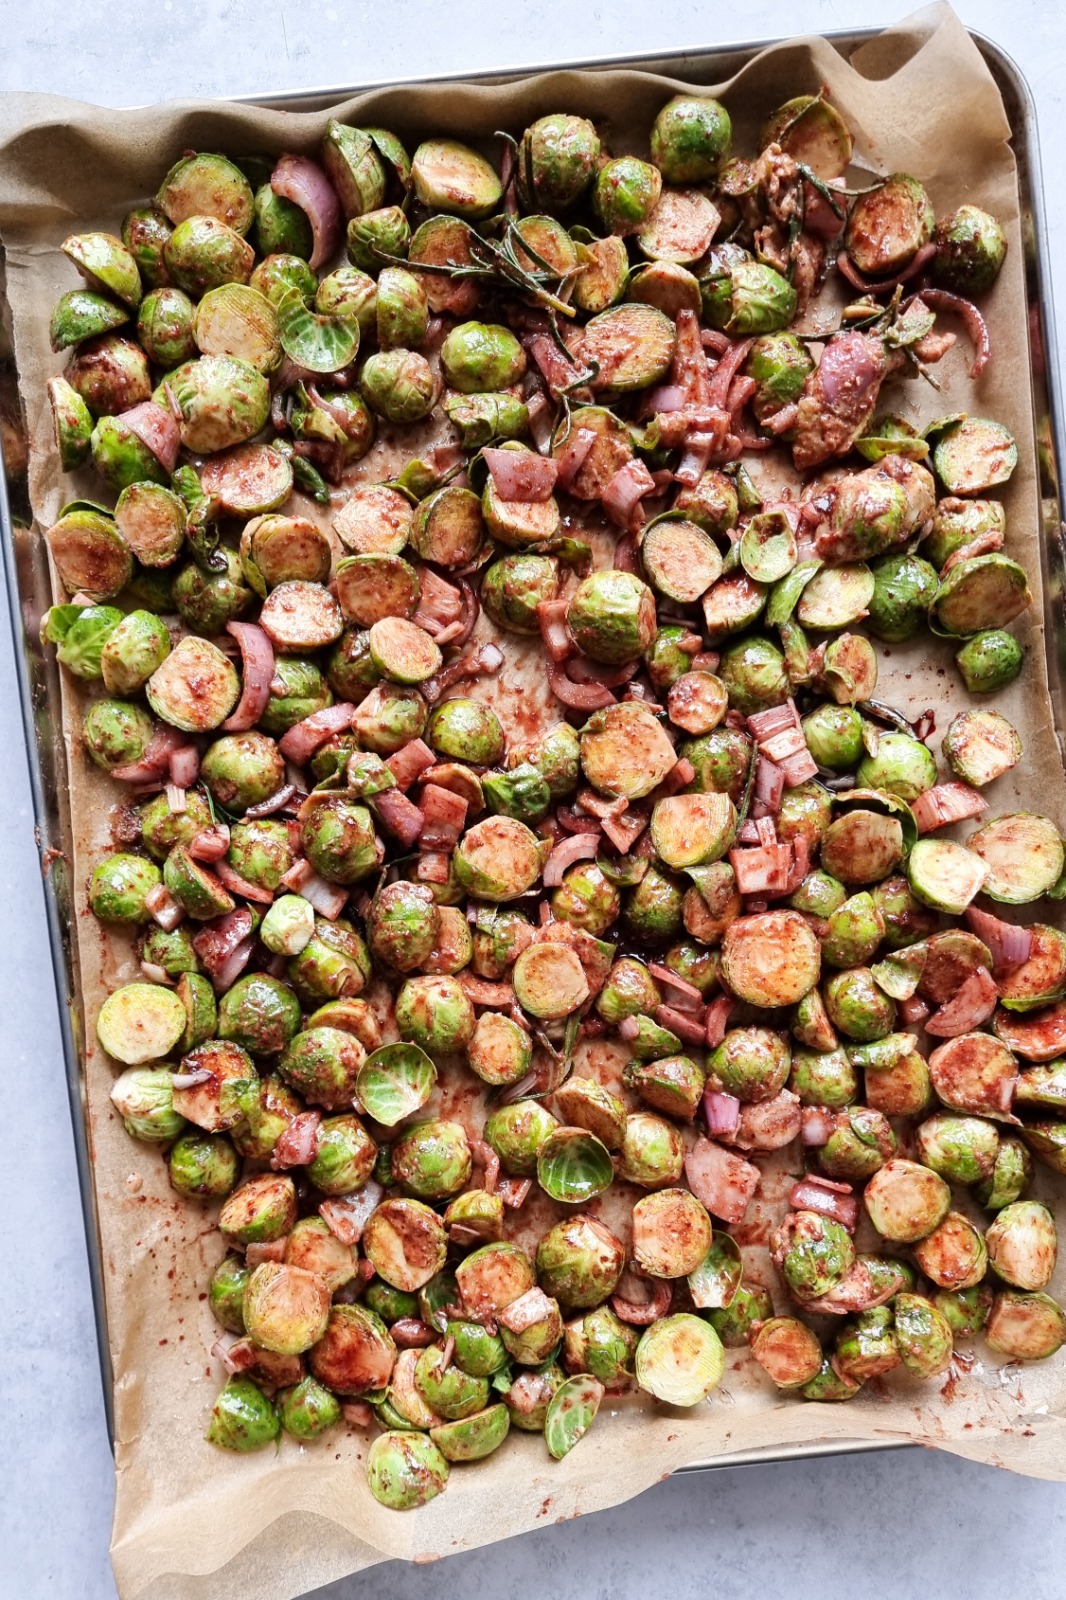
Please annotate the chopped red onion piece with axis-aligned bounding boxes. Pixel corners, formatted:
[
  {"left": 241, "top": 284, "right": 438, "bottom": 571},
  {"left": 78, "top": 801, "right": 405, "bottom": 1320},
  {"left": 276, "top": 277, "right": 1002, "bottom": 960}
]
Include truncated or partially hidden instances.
[
  {"left": 221, "top": 623, "right": 276, "bottom": 733},
  {"left": 703, "top": 1089, "right": 741, "bottom": 1137},
  {"left": 964, "top": 907, "right": 1032, "bottom": 975},
  {"left": 482, "top": 446, "right": 558, "bottom": 502},
  {"left": 272, "top": 152, "right": 342, "bottom": 271},
  {"left": 278, "top": 702, "right": 356, "bottom": 764},
  {"left": 543, "top": 832, "right": 600, "bottom": 887}
]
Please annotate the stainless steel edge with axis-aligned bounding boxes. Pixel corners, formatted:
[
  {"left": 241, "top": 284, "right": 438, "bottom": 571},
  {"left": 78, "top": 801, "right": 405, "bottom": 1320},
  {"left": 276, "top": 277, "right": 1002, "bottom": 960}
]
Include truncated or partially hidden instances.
[{"left": 1, "top": 26, "right": 1059, "bottom": 1479}]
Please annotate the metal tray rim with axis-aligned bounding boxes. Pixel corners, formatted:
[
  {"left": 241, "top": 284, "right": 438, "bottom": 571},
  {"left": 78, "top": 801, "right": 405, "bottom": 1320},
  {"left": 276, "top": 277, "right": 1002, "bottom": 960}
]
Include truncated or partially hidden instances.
[{"left": 2, "top": 21, "right": 1059, "bottom": 1484}]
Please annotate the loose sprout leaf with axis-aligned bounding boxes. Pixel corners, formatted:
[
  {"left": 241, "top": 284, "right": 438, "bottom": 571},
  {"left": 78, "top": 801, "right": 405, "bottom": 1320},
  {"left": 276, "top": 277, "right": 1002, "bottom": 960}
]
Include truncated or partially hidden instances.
[
  {"left": 536, "top": 1127, "right": 614, "bottom": 1204},
  {"left": 357, "top": 1042, "right": 437, "bottom": 1126}
]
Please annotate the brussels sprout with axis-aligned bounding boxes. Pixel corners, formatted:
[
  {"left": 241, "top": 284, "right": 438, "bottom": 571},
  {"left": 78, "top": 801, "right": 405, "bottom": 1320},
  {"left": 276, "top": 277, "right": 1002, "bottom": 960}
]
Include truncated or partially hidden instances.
[
  {"left": 721, "top": 910, "right": 822, "bottom": 1009},
  {"left": 750, "top": 1316, "right": 824, "bottom": 1388},
  {"left": 394, "top": 975, "right": 476, "bottom": 1055},
  {"left": 553, "top": 1077, "right": 627, "bottom": 1152},
  {"left": 300, "top": 796, "right": 381, "bottom": 886},
  {"left": 932, "top": 552, "right": 1030, "bottom": 638},
  {"left": 96, "top": 980, "right": 187, "bottom": 1066},
  {"left": 583, "top": 302, "right": 676, "bottom": 392},
  {"left": 49, "top": 287, "right": 129, "bottom": 353},
  {"left": 648, "top": 96, "right": 730, "bottom": 184},
  {"left": 673, "top": 469, "right": 739, "bottom": 539},
  {"left": 209, "top": 1254, "right": 251, "bottom": 1335},
  {"left": 88, "top": 851, "right": 161, "bottom": 926},
  {"left": 200, "top": 731, "right": 284, "bottom": 816},
  {"left": 223, "top": 819, "right": 292, "bottom": 892},
  {"left": 761, "top": 94, "right": 853, "bottom": 178},
  {"left": 350, "top": 684, "right": 426, "bottom": 755},
  {"left": 580, "top": 701, "right": 677, "bottom": 803},
  {"left": 707, "top": 1281, "right": 774, "bottom": 1347},
  {"left": 718, "top": 635, "right": 789, "bottom": 716},
  {"left": 454, "top": 816, "right": 542, "bottom": 902},
  {"left": 924, "top": 496, "right": 1006, "bottom": 570},
  {"left": 789, "top": 1047, "right": 856, "bottom": 1107},
  {"left": 822, "top": 892, "right": 885, "bottom": 969},
  {"left": 139, "top": 923, "right": 202, "bottom": 980},
  {"left": 932, "top": 204, "right": 1007, "bottom": 295},
  {"left": 353, "top": 348, "right": 432, "bottom": 423},
  {"left": 219, "top": 1172, "right": 297, "bottom": 1248},
  {"left": 968, "top": 814, "right": 1064, "bottom": 905},
  {"left": 943, "top": 709, "right": 1021, "bottom": 789},
  {"left": 173, "top": 550, "right": 253, "bottom": 636},
  {"left": 682, "top": 726, "right": 753, "bottom": 807},
  {"left": 163, "top": 215, "right": 254, "bottom": 297},
  {"left": 708, "top": 1027, "right": 790, "bottom": 1105},
  {"left": 365, "top": 1429, "right": 449, "bottom": 1509},
  {"left": 168, "top": 1130, "right": 239, "bottom": 1197},
  {"left": 218, "top": 973, "right": 301, "bottom": 1057},
  {"left": 818, "top": 1106, "right": 897, "bottom": 1183},
  {"left": 746, "top": 332, "right": 814, "bottom": 424},
  {"left": 854, "top": 1033, "right": 932, "bottom": 1118},
  {"left": 252, "top": 183, "right": 313, "bottom": 258},
  {"left": 636, "top": 1314, "right": 724, "bottom": 1406},
  {"left": 955, "top": 630, "right": 1024, "bottom": 694},
  {"left": 616, "top": 1111, "right": 685, "bottom": 1188},
  {"left": 278, "top": 1026, "right": 365, "bottom": 1109},
  {"left": 122, "top": 204, "right": 172, "bottom": 287},
  {"left": 309, "top": 1302, "right": 396, "bottom": 1397},
  {"left": 157, "top": 152, "right": 254, "bottom": 234},
  {"left": 391, "top": 1119, "right": 472, "bottom": 1202},
  {"left": 893, "top": 1292, "right": 954, "bottom": 1378},
  {"left": 361, "top": 1197, "right": 449, "bottom": 1295},
  {"left": 636, "top": 186, "right": 720, "bottom": 265},
  {"left": 592, "top": 157, "right": 663, "bottom": 235},
  {"left": 907, "top": 837, "right": 987, "bottom": 916},
  {"left": 864, "top": 1156, "right": 951, "bottom": 1244},
  {"left": 703, "top": 259, "right": 797, "bottom": 336},
  {"left": 856, "top": 733, "right": 937, "bottom": 803},
  {"left": 251, "top": 252, "right": 318, "bottom": 307},
  {"left": 109, "top": 1065, "right": 186, "bottom": 1143},
  {"left": 663, "top": 941, "right": 720, "bottom": 997},
  {"left": 932, "top": 419, "right": 1019, "bottom": 500},
  {"left": 484, "top": 1100, "right": 559, "bottom": 1179},
  {"left": 912, "top": 1211, "right": 988, "bottom": 1291},
  {"left": 275, "top": 1375, "right": 341, "bottom": 1442},
  {"left": 985, "top": 1290, "right": 1066, "bottom": 1361},
  {"left": 367, "top": 615, "right": 440, "bottom": 685},
  {"left": 565, "top": 1306, "right": 638, "bottom": 1386},
  {"left": 823, "top": 967, "right": 896, "bottom": 1042},
  {"left": 205, "top": 1376, "right": 279, "bottom": 1453},
  {"left": 844, "top": 174, "right": 934, "bottom": 277},
  {"left": 975, "top": 1137, "right": 1033, "bottom": 1210},
  {"left": 536, "top": 1128, "right": 615, "bottom": 1206},
  {"left": 630, "top": 1188, "right": 712, "bottom": 1279},
  {"left": 229, "top": 1073, "right": 301, "bottom": 1162},
  {"left": 284, "top": 1217, "right": 356, "bottom": 1295},
  {"left": 789, "top": 871, "right": 847, "bottom": 920},
  {"left": 438, "top": 319, "right": 526, "bottom": 393},
  {"left": 624, "top": 867, "right": 685, "bottom": 944},
  {"left": 66, "top": 332, "right": 151, "bottom": 418},
  {"left": 792, "top": 987, "right": 839, "bottom": 1053},
  {"left": 166, "top": 354, "right": 270, "bottom": 454},
  {"left": 772, "top": 1210, "right": 855, "bottom": 1300},
  {"left": 866, "top": 552, "right": 939, "bottom": 643},
  {"left": 932, "top": 1283, "right": 995, "bottom": 1339},
  {"left": 984, "top": 1201, "right": 1056, "bottom": 1291}
]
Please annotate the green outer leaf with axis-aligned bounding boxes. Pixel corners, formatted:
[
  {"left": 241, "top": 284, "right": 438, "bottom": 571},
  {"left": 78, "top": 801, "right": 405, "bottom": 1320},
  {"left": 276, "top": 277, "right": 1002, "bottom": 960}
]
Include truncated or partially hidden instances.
[
  {"left": 276, "top": 288, "right": 360, "bottom": 374},
  {"left": 357, "top": 1041, "right": 436, "bottom": 1127},
  {"left": 687, "top": 1234, "right": 743, "bottom": 1310},
  {"left": 544, "top": 1374, "right": 604, "bottom": 1460},
  {"left": 766, "top": 558, "right": 822, "bottom": 626},
  {"left": 536, "top": 1127, "right": 614, "bottom": 1204}
]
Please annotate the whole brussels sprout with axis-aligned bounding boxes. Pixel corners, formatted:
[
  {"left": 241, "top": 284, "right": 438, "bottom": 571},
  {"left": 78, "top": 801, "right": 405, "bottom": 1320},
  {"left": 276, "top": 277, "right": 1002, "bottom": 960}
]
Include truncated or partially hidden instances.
[
  {"left": 932, "top": 204, "right": 1007, "bottom": 296},
  {"left": 83, "top": 698, "right": 155, "bottom": 772},
  {"left": 137, "top": 286, "right": 196, "bottom": 366},
  {"left": 110, "top": 1065, "right": 186, "bottom": 1142},
  {"left": 359, "top": 349, "right": 435, "bottom": 423},
  {"left": 278, "top": 1026, "right": 365, "bottom": 1109},
  {"left": 484, "top": 1099, "right": 559, "bottom": 1177},
  {"left": 394, "top": 975, "right": 476, "bottom": 1054},
  {"left": 441, "top": 322, "right": 526, "bottom": 393},
  {"left": 482, "top": 553, "right": 559, "bottom": 634},
  {"left": 536, "top": 1214, "right": 625, "bottom": 1308},
  {"left": 301, "top": 796, "right": 382, "bottom": 884},
  {"left": 517, "top": 114, "right": 601, "bottom": 212},
  {"left": 592, "top": 157, "right": 662, "bottom": 235},
  {"left": 201, "top": 731, "right": 284, "bottom": 814},
  {"left": 650, "top": 95, "right": 732, "bottom": 183},
  {"left": 567, "top": 569, "right": 657, "bottom": 665},
  {"left": 392, "top": 1119, "right": 473, "bottom": 1201}
]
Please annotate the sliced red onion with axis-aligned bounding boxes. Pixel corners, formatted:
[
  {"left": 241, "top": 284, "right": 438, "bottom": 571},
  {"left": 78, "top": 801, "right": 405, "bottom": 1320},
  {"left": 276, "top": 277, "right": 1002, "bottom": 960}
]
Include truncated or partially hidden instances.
[
  {"left": 548, "top": 661, "right": 615, "bottom": 711},
  {"left": 341, "top": 1401, "right": 374, "bottom": 1427},
  {"left": 319, "top": 1180, "right": 384, "bottom": 1246},
  {"left": 684, "top": 1137, "right": 760, "bottom": 1224},
  {"left": 272, "top": 153, "right": 342, "bottom": 272},
  {"left": 655, "top": 1004, "right": 707, "bottom": 1045},
  {"left": 121, "top": 400, "right": 180, "bottom": 473},
  {"left": 192, "top": 908, "right": 254, "bottom": 983},
  {"left": 554, "top": 426, "right": 597, "bottom": 488},
  {"left": 600, "top": 809, "right": 646, "bottom": 855},
  {"left": 526, "top": 390, "right": 553, "bottom": 454},
  {"left": 373, "top": 787, "right": 424, "bottom": 847},
  {"left": 411, "top": 569, "right": 465, "bottom": 634},
  {"left": 565, "top": 656, "right": 639, "bottom": 688},
  {"left": 272, "top": 1111, "right": 322, "bottom": 1169},
  {"left": 421, "top": 644, "right": 502, "bottom": 704},
  {"left": 419, "top": 783, "right": 469, "bottom": 850},
  {"left": 279, "top": 858, "right": 348, "bottom": 919},
  {"left": 278, "top": 702, "right": 356, "bottom": 764},
  {"left": 111, "top": 724, "right": 185, "bottom": 784},
  {"left": 243, "top": 784, "right": 298, "bottom": 820},
  {"left": 416, "top": 850, "right": 452, "bottom": 885},
  {"left": 245, "top": 1238, "right": 289, "bottom": 1267},
  {"left": 648, "top": 383, "right": 687, "bottom": 414},
  {"left": 221, "top": 623, "right": 276, "bottom": 733},
  {"left": 701, "top": 328, "right": 733, "bottom": 354},
  {"left": 165, "top": 783, "right": 187, "bottom": 814},
  {"left": 763, "top": 402, "right": 800, "bottom": 436},
  {"left": 801, "top": 1106, "right": 833, "bottom": 1147},
  {"left": 671, "top": 307, "right": 712, "bottom": 405},
  {"left": 470, "top": 1137, "right": 501, "bottom": 1195},
  {"left": 789, "top": 1178, "right": 859, "bottom": 1231},
  {"left": 214, "top": 937, "right": 254, "bottom": 991},
  {"left": 647, "top": 963, "right": 703, "bottom": 1006},
  {"left": 964, "top": 906, "right": 1033, "bottom": 975},
  {"left": 144, "top": 884, "right": 184, "bottom": 931},
  {"left": 527, "top": 333, "right": 588, "bottom": 397},
  {"left": 617, "top": 1015, "right": 641, "bottom": 1043},
  {"left": 925, "top": 966, "right": 999, "bottom": 1038},
  {"left": 188, "top": 824, "right": 231, "bottom": 863},
  {"left": 171, "top": 1067, "right": 213, "bottom": 1090},
  {"left": 537, "top": 597, "right": 573, "bottom": 663},
  {"left": 386, "top": 739, "right": 436, "bottom": 791},
  {"left": 214, "top": 860, "right": 276, "bottom": 905},
  {"left": 674, "top": 436, "right": 714, "bottom": 487},
  {"left": 748, "top": 700, "right": 800, "bottom": 740},
  {"left": 482, "top": 446, "right": 558, "bottom": 502},
  {"left": 730, "top": 843, "right": 792, "bottom": 896},
  {"left": 543, "top": 832, "right": 601, "bottom": 888},
  {"left": 212, "top": 1338, "right": 258, "bottom": 1376},
  {"left": 754, "top": 755, "right": 786, "bottom": 813},
  {"left": 703, "top": 1089, "right": 741, "bottom": 1137},
  {"left": 701, "top": 998, "right": 736, "bottom": 1049},
  {"left": 912, "top": 782, "right": 988, "bottom": 833},
  {"left": 390, "top": 1318, "right": 437, "bottom": 1350},
  {"left": 652, "top": 759, "right": 696, "bottom": 800},
  {"left": 707, "top": 338, "right": 754, "bottom": 410},
  {"left": 169, "top": 745, "right": 200, "bottom": 788},
  {"left": 602, "top": 459, "right": 656, "bottom": 529},
  {"left": 611, "top": 1277, "right": 672, "bottom": 1327},
  {"left": 458, "top": 975, "right": 515, "bottom": 1009},
  {"left": 836, "top": 241, "right": 936, "bottom": 296},
  {"left": 496, "top": 1176, "right": 532, "bottom": 1209},
  {"left": 139, "top": 961, "right": 172, "bottom": 985},
  {"left": 917, "top": 286, "right": 992, "bottom": 378}
]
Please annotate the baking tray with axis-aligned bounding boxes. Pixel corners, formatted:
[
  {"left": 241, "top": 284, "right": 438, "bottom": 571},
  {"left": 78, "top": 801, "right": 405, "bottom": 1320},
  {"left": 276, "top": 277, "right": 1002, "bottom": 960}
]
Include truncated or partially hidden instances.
[{"left": 1, "top": 23, "right": 1061, "bottom": 1479}]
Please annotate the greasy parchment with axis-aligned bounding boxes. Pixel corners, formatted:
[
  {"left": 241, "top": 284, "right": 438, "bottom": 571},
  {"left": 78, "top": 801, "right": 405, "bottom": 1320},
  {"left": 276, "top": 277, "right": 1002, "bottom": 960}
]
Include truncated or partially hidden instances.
[{"left": 2, "top": 6, "right": 1066, "bottom": 1597}]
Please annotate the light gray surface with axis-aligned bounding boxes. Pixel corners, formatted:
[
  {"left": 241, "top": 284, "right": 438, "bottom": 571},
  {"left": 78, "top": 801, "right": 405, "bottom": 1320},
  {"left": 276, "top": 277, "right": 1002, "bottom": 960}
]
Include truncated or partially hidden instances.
[{"left": 2, "top": 2, "right": 1066, "bottom": 1596}]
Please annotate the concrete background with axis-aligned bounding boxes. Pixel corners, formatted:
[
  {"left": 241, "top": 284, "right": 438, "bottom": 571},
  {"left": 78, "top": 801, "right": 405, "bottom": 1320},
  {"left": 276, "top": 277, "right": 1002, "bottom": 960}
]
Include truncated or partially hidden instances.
[{"left": 2, "top": 2, "right": 1065, "bottom": 1595}]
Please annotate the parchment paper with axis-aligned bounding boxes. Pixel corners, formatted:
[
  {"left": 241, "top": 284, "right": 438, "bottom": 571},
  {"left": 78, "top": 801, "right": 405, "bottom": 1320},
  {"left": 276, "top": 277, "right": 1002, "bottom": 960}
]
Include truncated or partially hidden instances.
[{"left": 2, "top": 7, "right": 1066, "bottom": 1598}]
